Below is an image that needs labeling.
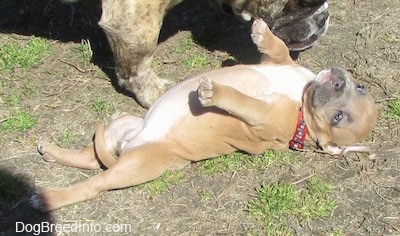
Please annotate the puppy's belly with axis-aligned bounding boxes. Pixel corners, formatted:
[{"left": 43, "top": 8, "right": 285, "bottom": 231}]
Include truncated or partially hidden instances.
[
  {"left": 163, "top": 112, "right": 291, "bottom": 161},
  {"left": 123, "top": 64, "right": 315, "bottom": 152}
]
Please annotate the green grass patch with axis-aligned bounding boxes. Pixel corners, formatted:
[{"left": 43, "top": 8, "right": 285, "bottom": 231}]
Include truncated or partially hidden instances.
[
  {"left": 2, "top": 79, "right": 40, "bottom": 107},
  {"left": 73, "top": 39, "right": 93, "bottom": 65},
  {"left": 387, "top": 99, "right": 400, "bottom": 120},
  {"left": 248, "top": 177, "right": 335, "bottom": 235},
  {"left": 90, "top": 97, "right": 116, "bottom": 119},
  {"left": 57, "top": 130, "right": 74, "bottom": 146},
  {"left": 139, "top": 170, "right": 185, "bottom": 195},
  {"left": 0, "top": 37, "right": 51, "bottom": 71},
  {"left": 200, "top": 151, "right": 297, "bottom": 175},
  {"left": 0, "top": 111, "right": 37, "bottom": 132},
  {"left": 4, "top": 88, "right": 22, "bottom": 107},
  {"left": 199, "top": 189, "right": 214, "bottom": 201},
  {"left": 174, "top": 36, "right": 195, "bottom": 54},
  {"left": 330, "top": 229, "right": 345, "bottom": 236},
  {"left": 184, "top": 54, "right": 208, "bottom": 68}
]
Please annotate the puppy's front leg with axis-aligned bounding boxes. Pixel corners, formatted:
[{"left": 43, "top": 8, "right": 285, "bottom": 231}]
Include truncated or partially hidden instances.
[
  {"left": 251, "top": 18, "right": 294, "bottom": 65},
  {"left": 198, "top": 77, "right": 270, "bottom": 126}
]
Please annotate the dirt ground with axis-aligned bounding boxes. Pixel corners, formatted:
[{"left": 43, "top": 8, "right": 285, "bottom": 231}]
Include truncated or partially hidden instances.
[{"left": 0, "top": 0, "right": 399, "bottom": 235}]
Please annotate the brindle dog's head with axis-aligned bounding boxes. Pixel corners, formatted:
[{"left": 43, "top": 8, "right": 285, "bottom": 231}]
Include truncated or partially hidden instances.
[
  {"left": 303, "top": 67, "right": 379, "bottom": 156},
  {"left": 218, "top": 0, "right": 329, "bottom": 51}
]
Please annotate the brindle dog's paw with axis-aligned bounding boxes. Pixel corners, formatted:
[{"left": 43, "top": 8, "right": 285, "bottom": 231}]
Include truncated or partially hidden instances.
[
  {"left": 37, "top": 143, "right": 56, "bottom": 162},
  {"left": 197, "top": 77, "right": 214, "bottom": 107},
  {"left": 251, "top": 18, "right": 269, "bottom": 48}
]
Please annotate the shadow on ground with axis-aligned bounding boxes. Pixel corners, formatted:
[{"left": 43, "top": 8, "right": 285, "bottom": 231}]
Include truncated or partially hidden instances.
[
  {"left": 0, "top": 168, "right": 54, "bottom": 236},
  {"left": 0, "top": 0, "right": 264, "bottom": 104},
  {"left": 0, "top": 0, "right": 260, "bottom": 77}
]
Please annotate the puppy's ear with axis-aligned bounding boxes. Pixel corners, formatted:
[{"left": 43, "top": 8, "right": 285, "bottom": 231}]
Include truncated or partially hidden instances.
[{"left": 325, "top": 145, "right": 371, "bottom": 156}]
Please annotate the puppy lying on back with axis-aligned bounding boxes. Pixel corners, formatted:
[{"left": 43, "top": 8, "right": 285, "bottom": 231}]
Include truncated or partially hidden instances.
[{"left": 33, "top": 18, "right": 378, "bottom": 211}]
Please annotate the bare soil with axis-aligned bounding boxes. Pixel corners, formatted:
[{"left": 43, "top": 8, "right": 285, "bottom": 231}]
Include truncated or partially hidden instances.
[{"left": 0, "top": 0, "right": 399, "bottom": 235}]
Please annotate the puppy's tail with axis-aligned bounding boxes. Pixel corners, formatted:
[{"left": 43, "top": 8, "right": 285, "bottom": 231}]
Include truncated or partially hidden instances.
[{"left": 94, "top": 122, "right": 117, "bottom": 168}]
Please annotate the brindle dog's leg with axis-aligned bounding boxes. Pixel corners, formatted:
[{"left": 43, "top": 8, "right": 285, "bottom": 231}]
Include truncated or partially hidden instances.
[{"left": 98, "top": 0, "right": 181, "bottom": 107}]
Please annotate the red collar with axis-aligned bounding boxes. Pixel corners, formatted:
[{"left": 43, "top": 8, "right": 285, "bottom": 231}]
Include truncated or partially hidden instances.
[{"left": 289, "top": 108, "right": 308, "bottom": 150}]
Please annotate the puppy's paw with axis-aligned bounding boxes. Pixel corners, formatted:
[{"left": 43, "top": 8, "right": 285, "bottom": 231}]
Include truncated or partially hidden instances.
[
  {"left": 251, "top": 18, "right": 270, "bottom": 48},
  {"left": 197, "top": 77, "right": 214, "bottom": 107},
  {"left": 30, "top": 193, "right": 48, "bottom": 212},
  {"left": 37, "top": 143, "right": 56, "bottom": 162}
]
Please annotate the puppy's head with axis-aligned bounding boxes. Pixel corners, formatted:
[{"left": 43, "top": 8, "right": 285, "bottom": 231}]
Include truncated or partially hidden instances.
[{"left": 302, "top": 67, "right": 379, "bottom": 156}]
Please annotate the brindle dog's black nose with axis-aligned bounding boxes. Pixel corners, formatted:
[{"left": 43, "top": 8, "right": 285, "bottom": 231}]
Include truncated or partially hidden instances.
[
  {"left": 300, "top": 0, "right": 327, "bottom": 7},
  {"left": 331, "top": 67, "right": 346, "bottom": 91},
  {"left": 314, "top": 10, "right": 329, "bottom": 27}
]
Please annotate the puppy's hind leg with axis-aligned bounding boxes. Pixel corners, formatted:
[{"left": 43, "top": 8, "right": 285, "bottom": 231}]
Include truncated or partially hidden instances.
[
  {"left": 33, "top": 142, "right": 190, "bottom": 211},
  {"left": 95, "top": 114, "right": 144, "bottom": 168},
  {"left": 251, "top": 18, "right": 294, "bottom": 65},
  {"left": 37, "top": 115, "right": 144, "bottom": 170},
  {"left": 37, "top": 143, "right": 100, "bottom": 170}
]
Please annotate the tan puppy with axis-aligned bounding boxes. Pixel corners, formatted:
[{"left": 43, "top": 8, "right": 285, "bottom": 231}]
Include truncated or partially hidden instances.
[{"left": 32, "top": 19, "right": 378, "bottom": 211}]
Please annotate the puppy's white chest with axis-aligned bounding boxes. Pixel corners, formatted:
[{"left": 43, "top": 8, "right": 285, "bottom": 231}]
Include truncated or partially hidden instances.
[{"left": 250, "top": 65, "right": 315, "bottom": 102}]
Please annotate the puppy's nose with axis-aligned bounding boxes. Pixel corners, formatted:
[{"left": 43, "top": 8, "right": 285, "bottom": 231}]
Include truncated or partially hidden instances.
[{"left": 331, "top": 67, "right": 346, "bottom": 91}]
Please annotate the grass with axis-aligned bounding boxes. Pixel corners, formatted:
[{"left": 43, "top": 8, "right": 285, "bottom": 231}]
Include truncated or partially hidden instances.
[
  {"left": 73, "top": 39, "right": 93, "bottom": 66},
  {"left": 330, "top": 229, "right": 345, "bottom": 236},
  {"left": 381, "top": 30, "right": 400, "bottom": 43},
  {"left": 183, "top": 53, "right": 209, "bottom": 68},
  {"left": 139, "top": 150, "right": 296, "bottom": 199},
  {"left": 139, "top": 170, "right": 185, "bottom": 195},
  {"left": 387, "top": 98, "right": 400, "bottom": 120},
  {"left": 199, "top": 189, "right": 214, "bottom": 201},
  {"left": 200, "top": 150, "right": 297, "bottom": 175},
  {"left": 248, "top": 177, "right": 335, "bottom": 235},
  {"left": 0, "top": 37, "right": 51, "bottom": 72},
  {"left": 4, "top": 88, "right": 22, "bottom": 107},
  {"left": 57, "top": 130, "right": 74, "bottom": 146},
  {"left": 174, "top": 35, "right": 222, "bottom": 69},
  {"left": 91, "top": 96, "right": 116, "bottom": 119},
  {"left": 0, "top": 111, "right": 37, "bottom": 132},
  {"left": 3, "top": 81, "right": 40, "bottom": 107},
  {"left": 174, "top": 36, "right": 195, "bottom": 54}
]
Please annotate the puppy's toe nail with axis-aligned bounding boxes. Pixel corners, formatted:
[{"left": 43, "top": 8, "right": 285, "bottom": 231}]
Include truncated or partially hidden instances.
[
  {"left": 205, "top": 82, "right": 213, "bottom": 90},
  {"left": 37, "top": 143, "right": 44, "bottom": 155},
  {"left": 37, "top": 143, "right": 55, "bottom": 162},
  {"left": 42, "top": 154, "right": 55, "bottom": 162},
  {"left": 199, "top": 98, "right": 212, "bottom": 107},
  {"left": 198, "top": 77, "right": 214, "bottom": 107},
  {"left": 30, "top": 194, "right": 46, "bottom": 211}
]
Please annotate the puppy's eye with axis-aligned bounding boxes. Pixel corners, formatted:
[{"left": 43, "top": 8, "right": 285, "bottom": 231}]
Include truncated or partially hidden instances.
[
  {"left": 332, "top": 111, "right": 344, "bottom": 125},
  {"left": 356, "top": 83, "right": 366, "bottom": 94}
]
